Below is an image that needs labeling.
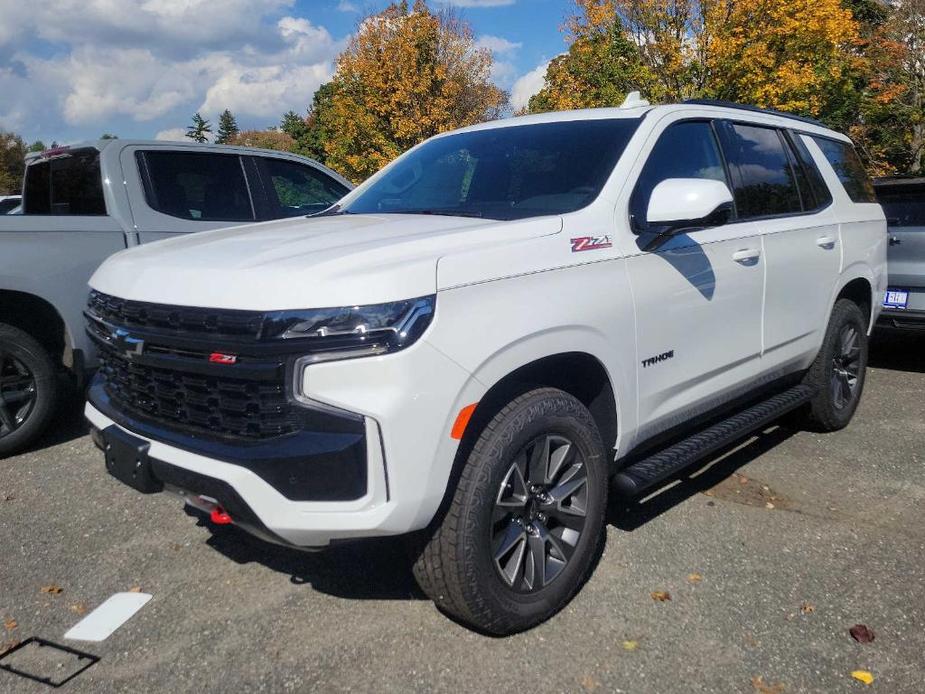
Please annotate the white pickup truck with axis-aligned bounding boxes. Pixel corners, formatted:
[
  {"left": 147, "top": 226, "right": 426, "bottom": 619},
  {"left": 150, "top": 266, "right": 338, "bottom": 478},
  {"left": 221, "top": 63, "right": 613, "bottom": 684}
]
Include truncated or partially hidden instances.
[
  {"left": 0, "top": 140, "right": 350, "bottom": 456},
  {"left": 84, "top": 99, "right": 886, "bottom": 634}
]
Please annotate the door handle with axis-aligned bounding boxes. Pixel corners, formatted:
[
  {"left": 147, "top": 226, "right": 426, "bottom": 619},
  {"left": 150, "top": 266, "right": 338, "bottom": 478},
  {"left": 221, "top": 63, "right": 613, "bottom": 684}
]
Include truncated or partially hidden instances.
[
  {"left": 889, "top": 235, "right": 902, "bottom": 247},
  {"left": 732, "top": 248, "right": 761, "bottom": 264},
  {"left": 816, "top": 235, "right": 837, "bottom": 249}
]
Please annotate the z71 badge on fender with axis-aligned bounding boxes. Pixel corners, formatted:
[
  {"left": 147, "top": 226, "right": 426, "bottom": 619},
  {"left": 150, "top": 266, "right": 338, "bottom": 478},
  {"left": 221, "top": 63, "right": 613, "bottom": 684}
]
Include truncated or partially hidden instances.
[{"left": 571, "top": 235, "right": 613, "bottom": 252}]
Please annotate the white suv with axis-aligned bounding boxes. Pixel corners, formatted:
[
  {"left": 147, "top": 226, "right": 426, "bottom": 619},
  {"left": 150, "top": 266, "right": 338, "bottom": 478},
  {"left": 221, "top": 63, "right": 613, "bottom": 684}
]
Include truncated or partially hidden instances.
[{"left": 84, "top": 98, "right": 886, "bottom": 634}]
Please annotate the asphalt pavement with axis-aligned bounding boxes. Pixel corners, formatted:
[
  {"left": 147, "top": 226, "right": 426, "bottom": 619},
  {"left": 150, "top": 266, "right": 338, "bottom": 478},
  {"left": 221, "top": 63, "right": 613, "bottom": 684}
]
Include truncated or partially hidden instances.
[{"left": 1, "top": 331, "right": 923, "bottom": 693}]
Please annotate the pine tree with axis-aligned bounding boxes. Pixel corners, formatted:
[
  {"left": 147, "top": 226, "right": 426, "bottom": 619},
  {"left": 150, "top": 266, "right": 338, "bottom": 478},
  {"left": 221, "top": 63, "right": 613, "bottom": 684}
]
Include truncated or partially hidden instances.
[
  {"left": 185, "top": 113, "right": 212, "bottom": 143},
  {"left": 215, "top": 109, "right": 239, "bottom": 144}
]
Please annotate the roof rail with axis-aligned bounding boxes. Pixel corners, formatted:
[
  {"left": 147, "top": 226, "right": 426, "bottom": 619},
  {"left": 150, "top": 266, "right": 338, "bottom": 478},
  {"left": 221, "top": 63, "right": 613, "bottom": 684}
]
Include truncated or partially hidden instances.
[{"left": 683, "top": 99, "right": 828, "bottom": 129}]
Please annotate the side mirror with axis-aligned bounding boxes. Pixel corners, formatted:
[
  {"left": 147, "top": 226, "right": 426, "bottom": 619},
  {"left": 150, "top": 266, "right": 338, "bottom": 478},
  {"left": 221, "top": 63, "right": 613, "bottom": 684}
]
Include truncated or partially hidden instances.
[{"left": 646, "top": 178, "right": 734, "bottom": 233}]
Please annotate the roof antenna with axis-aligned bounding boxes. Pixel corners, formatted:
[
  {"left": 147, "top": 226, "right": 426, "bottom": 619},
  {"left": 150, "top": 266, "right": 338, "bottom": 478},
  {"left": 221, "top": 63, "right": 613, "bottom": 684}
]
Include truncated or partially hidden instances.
[{"left": 620, "top": 91, "right": 650, "bottom": 109}]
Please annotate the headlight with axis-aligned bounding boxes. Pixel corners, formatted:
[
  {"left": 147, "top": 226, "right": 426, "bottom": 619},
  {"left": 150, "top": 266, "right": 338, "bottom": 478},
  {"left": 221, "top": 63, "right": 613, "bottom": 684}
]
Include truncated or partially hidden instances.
[{"left": 262, "top": 295, "right": 435, "bottom": 364}]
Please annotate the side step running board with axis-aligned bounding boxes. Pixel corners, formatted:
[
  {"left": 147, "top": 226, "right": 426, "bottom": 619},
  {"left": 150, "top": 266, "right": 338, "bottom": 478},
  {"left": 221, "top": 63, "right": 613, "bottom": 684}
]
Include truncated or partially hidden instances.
[{"left": 612, "top": 384, "right": 816, "bottom": 497}]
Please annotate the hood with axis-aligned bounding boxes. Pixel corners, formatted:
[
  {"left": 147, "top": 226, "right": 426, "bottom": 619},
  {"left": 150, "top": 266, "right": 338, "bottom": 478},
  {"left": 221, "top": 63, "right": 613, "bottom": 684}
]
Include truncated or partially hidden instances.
[{"left": 90, "top": 213, "right": 561, "bottom": 310}]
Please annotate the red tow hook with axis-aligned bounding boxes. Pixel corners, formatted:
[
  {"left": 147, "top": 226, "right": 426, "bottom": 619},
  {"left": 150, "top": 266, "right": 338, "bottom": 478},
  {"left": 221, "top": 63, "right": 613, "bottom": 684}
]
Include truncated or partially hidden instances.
[{"left": 210, "top": 506, "right": 233, "bottom": 525}]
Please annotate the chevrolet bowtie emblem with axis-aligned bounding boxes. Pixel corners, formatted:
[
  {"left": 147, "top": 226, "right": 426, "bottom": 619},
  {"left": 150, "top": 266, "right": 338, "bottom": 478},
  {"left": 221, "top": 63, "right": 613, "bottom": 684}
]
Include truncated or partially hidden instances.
[{"left": 112, "top": 328, "right": 145, "bottom": 358}]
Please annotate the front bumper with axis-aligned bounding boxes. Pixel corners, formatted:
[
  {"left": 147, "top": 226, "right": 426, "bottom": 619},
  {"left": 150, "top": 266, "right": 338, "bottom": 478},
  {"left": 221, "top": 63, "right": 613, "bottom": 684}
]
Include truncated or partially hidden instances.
[
  {"left": 86, "top": 399, "right": 394, "bottom": 548},
  {"left": 877, "top": 308, "right": 925, "bottom": 330}
]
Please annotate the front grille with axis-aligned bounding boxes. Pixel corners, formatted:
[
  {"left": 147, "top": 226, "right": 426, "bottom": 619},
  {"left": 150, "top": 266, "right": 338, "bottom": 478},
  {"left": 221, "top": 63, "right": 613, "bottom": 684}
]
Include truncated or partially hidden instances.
[
  {"left": 89, "top": 292, "right": 301, "bottom": 441},
  {"left": 88, "top": 290, "right": 264, "bottom": 339}
]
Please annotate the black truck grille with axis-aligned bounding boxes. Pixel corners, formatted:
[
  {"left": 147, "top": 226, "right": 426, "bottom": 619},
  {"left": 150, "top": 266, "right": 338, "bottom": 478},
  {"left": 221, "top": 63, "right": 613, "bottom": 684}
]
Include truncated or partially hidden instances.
[
  {"left": 97, "top": 347, "right": 299, "bottom": 440},
  {"left": 89, "top": 292, "right": 300, "bottom": 441},
  {"left": 88, "top": 290, "right": 264, "bottom": 339}
]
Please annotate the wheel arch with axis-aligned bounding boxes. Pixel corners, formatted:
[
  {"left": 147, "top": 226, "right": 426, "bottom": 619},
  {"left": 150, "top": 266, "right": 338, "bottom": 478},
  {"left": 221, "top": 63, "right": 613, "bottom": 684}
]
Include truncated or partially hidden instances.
[
  {"left": 0, "top": 290, "right": 72, "bottom": 371},
  {"left": 831, "top": 268, "right": 875, "bottom": 332}
]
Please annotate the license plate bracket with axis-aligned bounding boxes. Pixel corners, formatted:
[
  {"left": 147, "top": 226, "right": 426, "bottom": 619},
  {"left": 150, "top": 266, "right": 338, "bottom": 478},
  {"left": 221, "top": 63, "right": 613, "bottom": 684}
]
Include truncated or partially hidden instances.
[
  {"left": 102, "top": 426, "right": 163, "bottom": 494},
  {"left": 884, "top": 289, "right": 909, "bottom": 310}
]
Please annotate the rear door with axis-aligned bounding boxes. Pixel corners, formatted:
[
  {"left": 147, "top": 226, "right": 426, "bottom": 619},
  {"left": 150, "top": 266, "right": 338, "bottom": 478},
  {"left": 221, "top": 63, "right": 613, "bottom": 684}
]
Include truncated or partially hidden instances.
[
  {"left": 717, "top": 121, "right": 841, "bottom": 371},
  {"left": 123, "top": 147, "right": 258, "bottom": 244}
]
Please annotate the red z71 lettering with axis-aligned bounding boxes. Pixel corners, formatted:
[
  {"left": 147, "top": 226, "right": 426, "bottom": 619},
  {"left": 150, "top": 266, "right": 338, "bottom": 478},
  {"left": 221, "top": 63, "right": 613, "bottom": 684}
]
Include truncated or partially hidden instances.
[{"left": 570, "top": 236, "right": 613, "bottom": 252}]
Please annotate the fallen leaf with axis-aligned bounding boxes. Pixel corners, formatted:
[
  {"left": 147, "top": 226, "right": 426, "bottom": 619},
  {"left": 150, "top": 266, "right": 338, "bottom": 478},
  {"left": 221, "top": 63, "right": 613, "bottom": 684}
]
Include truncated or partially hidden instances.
[
  {"left": 704, "top": 489, "right": 715, "bottom": 497},
  {"left": 687, "top": 573, "right": 703, "bottom": 584},
  {"left": 765, "top": 502, "right": 776, "bottom": 510},
  {"left": 849, "top": 624, "right": 875, "bottom": 644},
  {"left": 622, "top": 640, "right": 639, "bottom": 651},
  {"left": 40, "top": 584, "right": 63, "bottom": 595},
  {"left": 851, "top": 670, "right": 874, "bottom": 685},
  {"left": 3, "top": 494, "right": 13, "bottom": 502},
  {"left": 3, "top": 618, "right": 16, "bottom": 631},
  {"left": 751, "top": 675, "right": 785, "bottom": 693},
  {"left": 0, "top": 640, "right": 21, "bottom": 657},
  {"left": 651, "top": 591, "right": 672, "bottom": 602},
  {"left": 579, "top": 674, "right": 600, "bottom": 691},
  {"left": 800, "top": 602, "right": 815, "bottom": 615},
  {"left": 128, "top": 586, "right": 143, "bottom": 593},
  {"left": 739, "top": 475, "right": 749, "bottom": 485},
  {"left": 69, "top": 603, "right": 87, "bottom": 616},
  {"left": 707, "top": 500, "right": 716, "bottom": 507}
]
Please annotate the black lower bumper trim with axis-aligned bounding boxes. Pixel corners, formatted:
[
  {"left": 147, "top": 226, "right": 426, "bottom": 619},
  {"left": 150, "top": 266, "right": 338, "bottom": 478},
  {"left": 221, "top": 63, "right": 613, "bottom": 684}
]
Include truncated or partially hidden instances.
[
  {"left": 878, "top": 310, "right": 925, "bottom": 330},
  {"left": 88, "top": 379, "right": 368, "bottom": 502}
]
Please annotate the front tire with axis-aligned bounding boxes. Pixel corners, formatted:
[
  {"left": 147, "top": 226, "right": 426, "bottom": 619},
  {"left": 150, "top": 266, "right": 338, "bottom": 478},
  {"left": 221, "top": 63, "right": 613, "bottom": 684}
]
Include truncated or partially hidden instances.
[
  {"left": 412, "top": 388, "right": 608, "bottom": 635},
  {"left": 0, "top": 323, "right": 59, "bottom": 458},
  {"left": 797, "top": 299, "right": 869, "bottom": 432}
]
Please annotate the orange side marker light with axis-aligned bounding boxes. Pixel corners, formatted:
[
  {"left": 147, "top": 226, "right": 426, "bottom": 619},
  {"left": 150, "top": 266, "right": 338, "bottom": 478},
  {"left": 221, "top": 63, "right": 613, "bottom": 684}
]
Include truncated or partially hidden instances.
[{"left": 451, "top": 403, "right": 478, "bottom": 440}]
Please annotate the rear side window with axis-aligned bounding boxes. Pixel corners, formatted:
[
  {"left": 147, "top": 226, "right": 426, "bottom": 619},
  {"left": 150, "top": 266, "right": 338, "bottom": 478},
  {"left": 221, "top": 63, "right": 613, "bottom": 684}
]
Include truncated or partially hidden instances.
[
  {"left": 722, "top": 123, "right": 802, "bottom": 218},
  {"left": 876, "top": 184, "right": 925, "bottom": 228},
  {"left": 789, "top": 132, "right": 833, "bottom": 210},
  {"left": 258, "top": 157, "right": 349, "bottom": 218},
  {"left": 630, "top": 121, "right": 729, "bottom": 228},
  {"left": 811, "top": 137, "right": 876, "bottom": 203},
  {"left": 23, "top": 149, "right": 106, "bottom": 215},
  {"left": 138, "top": 151, "right": 254, "bottom": 222}
]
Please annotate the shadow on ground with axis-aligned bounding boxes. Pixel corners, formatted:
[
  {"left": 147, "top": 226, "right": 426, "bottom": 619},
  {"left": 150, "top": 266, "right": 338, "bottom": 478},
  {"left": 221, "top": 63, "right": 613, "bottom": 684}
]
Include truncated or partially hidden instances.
[{"left": 870, "top": 329, "right": 925, "bottom": 373}]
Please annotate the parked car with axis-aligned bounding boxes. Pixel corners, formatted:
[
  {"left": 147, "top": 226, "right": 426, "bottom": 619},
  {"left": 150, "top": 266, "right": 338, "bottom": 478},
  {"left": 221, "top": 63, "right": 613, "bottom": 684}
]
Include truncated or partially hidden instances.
[
  {"left": 84, "top": 98, "right": 886, "bottom": 634},
  {"left": 0, "top": 195, "right": 21, "bottom": 214},
  {"left": 873, "top": 177, "right": 925, "bottom": 330},
  {"left": 0, "top": 140, "right": 351, "bottom": 456}
]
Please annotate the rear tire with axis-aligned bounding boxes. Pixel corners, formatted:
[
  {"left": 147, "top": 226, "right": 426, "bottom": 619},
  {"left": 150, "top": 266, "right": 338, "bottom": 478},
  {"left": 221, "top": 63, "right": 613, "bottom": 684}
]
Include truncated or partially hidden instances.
[
  {"left": 0, "top": 323, "right": 59, "bottom": 457},
  {"left": 412, "top": 388, "right": 608, "bottom": 635},
  {"left": 796, "top": 299, "right": 869, "bottom": 432}
]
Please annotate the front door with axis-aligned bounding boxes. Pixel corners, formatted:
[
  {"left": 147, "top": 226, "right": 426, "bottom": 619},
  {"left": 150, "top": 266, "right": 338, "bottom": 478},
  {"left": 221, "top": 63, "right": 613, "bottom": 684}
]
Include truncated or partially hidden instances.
[{"left": 621, "top": 119, "right": 765, "bottom": 444}]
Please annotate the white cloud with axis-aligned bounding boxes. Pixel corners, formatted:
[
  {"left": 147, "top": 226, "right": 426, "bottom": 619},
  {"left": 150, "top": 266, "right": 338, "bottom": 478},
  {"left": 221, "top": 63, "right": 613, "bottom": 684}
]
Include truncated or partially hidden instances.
[
  {"left": 155, "top": 127, "right": 189, "bottom": 142},
  {"left": 511, "top": 62, "right": 549, "bottom": 111},
  {"left": 200, "top": 63, "right": 333, "bottom": 119},
  {"left": 476, "top": 35, "right": 522, "bottom": 54},
  {"left": 337, "top": 0, "right": 359, "bottom": 11}
]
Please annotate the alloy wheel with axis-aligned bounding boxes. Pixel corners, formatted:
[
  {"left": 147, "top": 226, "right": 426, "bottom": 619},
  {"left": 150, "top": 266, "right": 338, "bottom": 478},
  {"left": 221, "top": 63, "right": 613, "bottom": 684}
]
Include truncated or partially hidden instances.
[
  {"left": 490, "top": 434, "right": 589, "bottom": 593},
  {"left": 0, "top": 351, "right": 37, "bottom": 439},
  {"left": 831, "top": 324, "right": 861, "bottom": 410}
]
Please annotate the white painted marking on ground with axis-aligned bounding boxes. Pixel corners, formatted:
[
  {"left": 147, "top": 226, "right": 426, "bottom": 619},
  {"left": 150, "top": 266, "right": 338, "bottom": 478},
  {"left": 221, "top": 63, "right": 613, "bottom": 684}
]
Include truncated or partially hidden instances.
[{"left": 64, "top": 592, "right": 152, "bottom": 642}]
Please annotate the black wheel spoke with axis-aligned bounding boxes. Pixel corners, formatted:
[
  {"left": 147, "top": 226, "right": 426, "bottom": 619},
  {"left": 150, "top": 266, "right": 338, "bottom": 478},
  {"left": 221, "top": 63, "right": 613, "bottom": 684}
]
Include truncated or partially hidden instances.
[
  {"left": 0, "top": 352, "right": 37, "bottom": 439},
  {"left": 489, "top": 432, "right": 590, "bottom": 594},
  {"left": 0, "top": 402, "right": 14, "bottom": 432}
]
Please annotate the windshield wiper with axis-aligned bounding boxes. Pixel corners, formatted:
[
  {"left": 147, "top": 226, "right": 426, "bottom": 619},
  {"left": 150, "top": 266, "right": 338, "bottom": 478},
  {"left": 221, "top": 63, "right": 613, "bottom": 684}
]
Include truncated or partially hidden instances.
[
  {"left": 311, "top": 204, "right": 349, "bottom": 218},
  {"left": 397, "top": 209, "right": 484, "bottom": 219}
]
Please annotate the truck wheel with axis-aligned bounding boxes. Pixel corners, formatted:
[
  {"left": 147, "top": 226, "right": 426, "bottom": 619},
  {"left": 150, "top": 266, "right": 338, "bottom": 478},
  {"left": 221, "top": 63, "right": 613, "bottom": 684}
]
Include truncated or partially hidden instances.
[
  {"left": 0, "top": 323, "right": 59, "bottom": 457},
  {"left": 797, "top": 299, "right": 869, "bottom": 432},
  {"left": 412, "top": 387, "right": 608, "bottom": 635}
]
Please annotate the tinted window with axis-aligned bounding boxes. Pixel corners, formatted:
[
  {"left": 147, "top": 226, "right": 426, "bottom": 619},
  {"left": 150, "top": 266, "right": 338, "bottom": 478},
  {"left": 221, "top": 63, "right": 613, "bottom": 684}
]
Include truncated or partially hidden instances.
[
  {"left": 630, "top": 121, "right": 728, "bottom": 227},
  {"left": 811, "top": 137, "right": 876, "bottom": 203},
  {"left": 724, "top": 124, "right": 801, "bottom": 218},
  {"left": 342, "top": 119, "right": 640, "bottom": 221},
  {"left": 260, "top": 158, "right": 349, "bottom": 218},
  {"left": 877, "top": 184, "right": 925, "bottom": 228},
  {"left": 789, "top": 132, "right": 833, "bottom": 209},
  {"left": 23, "top": 149, "right": 106, "bottom": 215},
  {"left": 0, "top": 198, "right": 20, "bottom": 214},
  {"left": 139, "top": 152, "right": 254, "bottom": 221}
]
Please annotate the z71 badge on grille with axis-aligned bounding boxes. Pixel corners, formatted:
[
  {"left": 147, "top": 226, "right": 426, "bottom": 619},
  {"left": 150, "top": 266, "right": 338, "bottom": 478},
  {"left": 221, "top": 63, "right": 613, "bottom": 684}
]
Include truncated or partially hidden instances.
[{"left": 570, "top": 235, "right": 613, "bottom": 252}]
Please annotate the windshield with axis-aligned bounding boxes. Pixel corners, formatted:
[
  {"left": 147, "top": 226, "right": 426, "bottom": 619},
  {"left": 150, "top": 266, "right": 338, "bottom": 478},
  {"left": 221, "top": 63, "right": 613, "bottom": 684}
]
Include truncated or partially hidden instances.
[{"left": 342, "top": 119, "right": 641, "bottom": 221}]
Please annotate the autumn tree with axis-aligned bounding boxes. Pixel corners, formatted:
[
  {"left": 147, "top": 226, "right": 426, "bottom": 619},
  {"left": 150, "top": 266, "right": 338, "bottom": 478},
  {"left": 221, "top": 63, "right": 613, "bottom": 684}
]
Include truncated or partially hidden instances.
[
  {"left": 529, "top": 1, "right": 650, "bottom": 112},
  {"left": 227, "top": 129, "right": 296, "bottom": 152},
  {"left": 0, "top": 130, "right": 27, "bottom": 194},
  {"left": 320, "top": 0, "right": 507, "bottom": 182},
  {"left": 215, "top": 109, "right": 240, "bottom": 144},
  {"left": 186, "top": 113, "right": 212, "bottom": 143}
]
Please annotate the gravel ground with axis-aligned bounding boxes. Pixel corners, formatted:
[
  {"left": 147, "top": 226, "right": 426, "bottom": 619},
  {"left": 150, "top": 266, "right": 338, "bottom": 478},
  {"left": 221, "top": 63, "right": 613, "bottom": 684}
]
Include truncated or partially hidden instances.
[{"left": 1, "top": 331, "right": 923, "bottom": 693}]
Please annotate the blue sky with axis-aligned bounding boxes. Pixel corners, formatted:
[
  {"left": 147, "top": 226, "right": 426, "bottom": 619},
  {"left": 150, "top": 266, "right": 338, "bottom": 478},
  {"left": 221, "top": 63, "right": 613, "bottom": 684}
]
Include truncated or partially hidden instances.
[{"left": 0, "top": 0, "right": 572, "bottom": 145}]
